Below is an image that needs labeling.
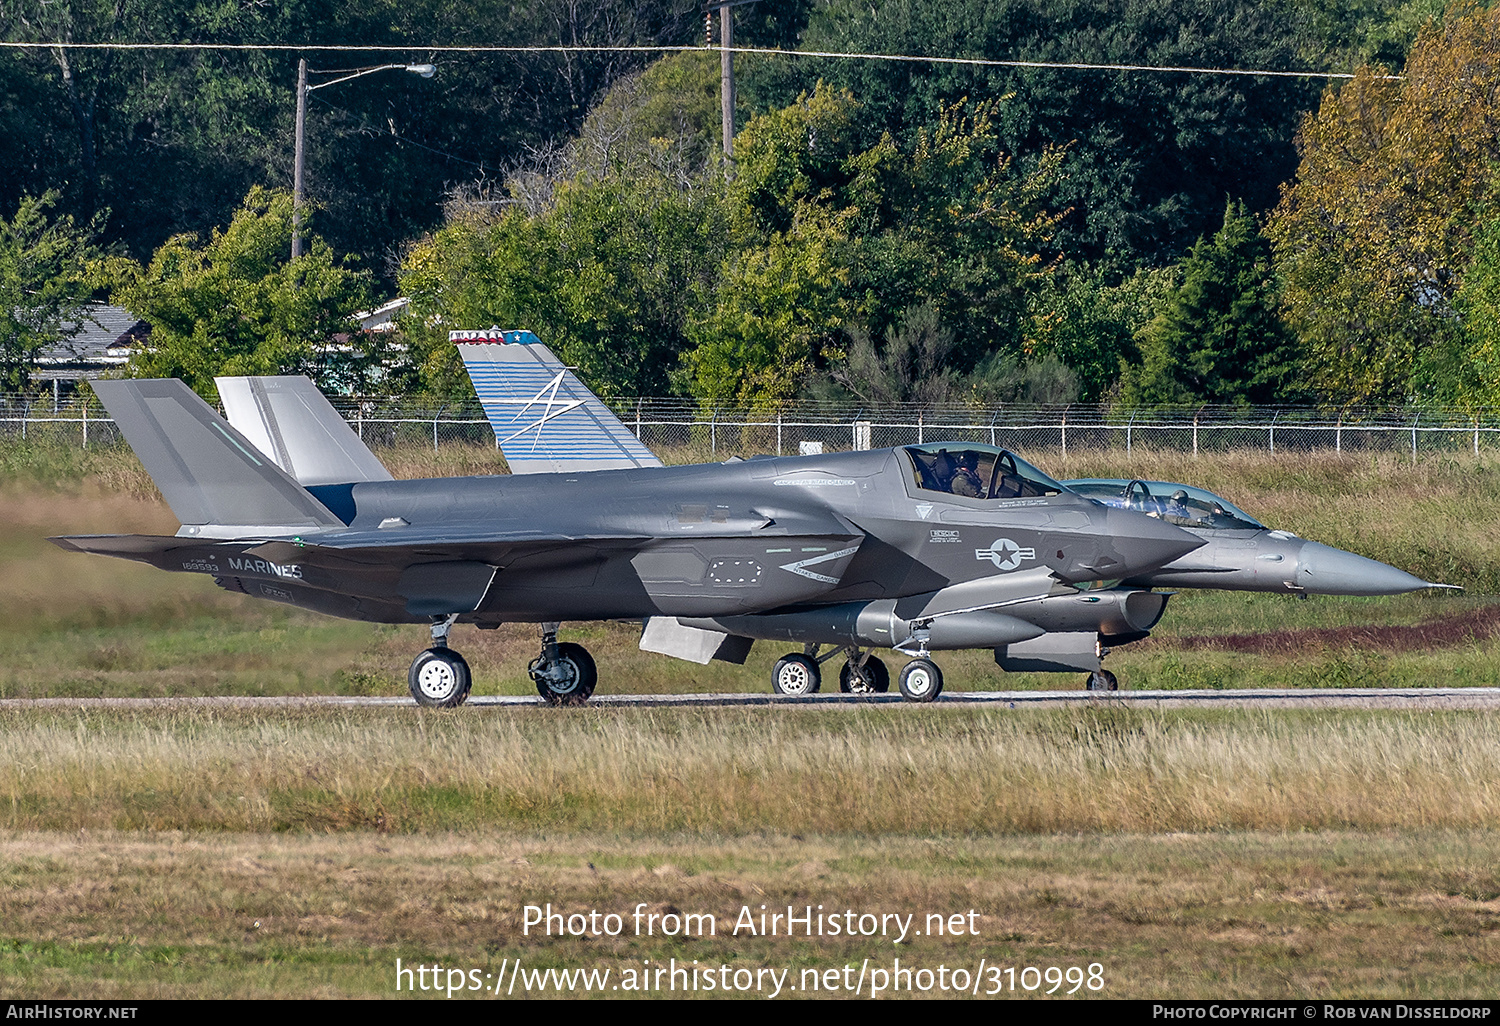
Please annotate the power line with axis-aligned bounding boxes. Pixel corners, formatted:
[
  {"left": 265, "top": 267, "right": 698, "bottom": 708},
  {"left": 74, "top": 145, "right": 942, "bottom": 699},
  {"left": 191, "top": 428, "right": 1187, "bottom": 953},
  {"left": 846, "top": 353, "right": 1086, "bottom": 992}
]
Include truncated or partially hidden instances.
[
  {"left": 0, "top": 40, "right": 1394, "bottom": 80},
  {"left": 306, "top": 92, "right": 494, "bottom": 173}
]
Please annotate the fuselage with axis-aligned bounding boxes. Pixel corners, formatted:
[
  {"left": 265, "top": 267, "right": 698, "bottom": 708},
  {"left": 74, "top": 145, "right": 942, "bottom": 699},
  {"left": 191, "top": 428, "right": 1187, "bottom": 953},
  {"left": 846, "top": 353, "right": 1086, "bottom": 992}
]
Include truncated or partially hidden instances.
[{"left": 198, "top": 446, "right": 1203, "bottom": 625}]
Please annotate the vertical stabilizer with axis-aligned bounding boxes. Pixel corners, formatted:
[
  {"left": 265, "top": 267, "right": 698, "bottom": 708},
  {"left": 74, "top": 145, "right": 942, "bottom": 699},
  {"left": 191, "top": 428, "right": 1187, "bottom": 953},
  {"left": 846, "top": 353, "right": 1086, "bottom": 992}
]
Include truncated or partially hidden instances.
[
  {"left": 91, "top": 378, "right": 343, "bottom": 535},
  {"left": 218, "top": 375, "right": 393, "bottom": 486},
  {"left": 453, "top": 329, "right": 664, "bottom": 474}
]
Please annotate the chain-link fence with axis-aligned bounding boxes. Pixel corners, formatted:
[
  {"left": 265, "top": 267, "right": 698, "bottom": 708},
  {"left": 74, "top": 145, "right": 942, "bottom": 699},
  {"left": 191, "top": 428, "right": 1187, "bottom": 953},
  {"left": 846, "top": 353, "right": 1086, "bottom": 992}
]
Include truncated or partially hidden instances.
[{"left": 7, "top": 393, "right": 1500, "bottom": 462}]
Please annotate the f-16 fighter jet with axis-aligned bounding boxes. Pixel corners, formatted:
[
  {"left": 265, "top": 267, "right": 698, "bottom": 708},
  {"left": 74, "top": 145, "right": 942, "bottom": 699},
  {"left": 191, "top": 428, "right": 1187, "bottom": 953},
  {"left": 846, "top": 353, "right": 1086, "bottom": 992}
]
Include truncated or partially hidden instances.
[
  {"left": 1063, "top": 479, "right": 1454, "bottom": 596},
  {"left": 53, "top": 332, "right": 1204, "bottom": 706}
]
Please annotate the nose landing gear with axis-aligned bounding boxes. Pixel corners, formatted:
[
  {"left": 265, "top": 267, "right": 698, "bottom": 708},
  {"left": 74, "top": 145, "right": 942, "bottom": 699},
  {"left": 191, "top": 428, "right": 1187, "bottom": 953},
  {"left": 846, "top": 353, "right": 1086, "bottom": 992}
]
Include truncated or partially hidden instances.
[
  {"left": 408, "top": 614, "right": 472, "bottom": 708},
  {"left": 897, "top": 658, "right": 943, "bottom": 702}
]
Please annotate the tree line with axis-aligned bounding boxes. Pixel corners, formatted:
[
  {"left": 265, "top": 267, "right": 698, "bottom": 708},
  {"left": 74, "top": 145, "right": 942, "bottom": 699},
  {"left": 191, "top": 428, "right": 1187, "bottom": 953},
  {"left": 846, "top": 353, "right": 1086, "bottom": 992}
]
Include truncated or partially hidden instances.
[{"left": 7, "top": 0, "right": 1493, "bottom": 409}]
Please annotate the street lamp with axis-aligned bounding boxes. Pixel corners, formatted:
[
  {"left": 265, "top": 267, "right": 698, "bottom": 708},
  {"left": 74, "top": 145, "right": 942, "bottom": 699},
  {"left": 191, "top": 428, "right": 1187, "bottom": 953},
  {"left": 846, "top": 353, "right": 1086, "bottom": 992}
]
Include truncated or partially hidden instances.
[{"left": 291, "top": 59, "right": 437, "bottom": 259}]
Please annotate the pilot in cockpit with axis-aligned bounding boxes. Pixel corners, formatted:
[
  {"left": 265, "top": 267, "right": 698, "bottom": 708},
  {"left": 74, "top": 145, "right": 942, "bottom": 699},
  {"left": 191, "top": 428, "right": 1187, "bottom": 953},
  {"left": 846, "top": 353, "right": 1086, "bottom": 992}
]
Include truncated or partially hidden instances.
[{"left": 952, "top": 452, "right": 983, "bottom": 497}]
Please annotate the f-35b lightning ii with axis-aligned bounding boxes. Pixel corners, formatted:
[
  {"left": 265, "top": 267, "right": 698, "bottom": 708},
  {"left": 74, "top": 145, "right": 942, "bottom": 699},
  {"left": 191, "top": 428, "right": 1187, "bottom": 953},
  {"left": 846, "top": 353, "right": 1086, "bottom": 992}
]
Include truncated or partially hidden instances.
[{"left": 52, "top": 330, "right": 1207, "bottom": 705}]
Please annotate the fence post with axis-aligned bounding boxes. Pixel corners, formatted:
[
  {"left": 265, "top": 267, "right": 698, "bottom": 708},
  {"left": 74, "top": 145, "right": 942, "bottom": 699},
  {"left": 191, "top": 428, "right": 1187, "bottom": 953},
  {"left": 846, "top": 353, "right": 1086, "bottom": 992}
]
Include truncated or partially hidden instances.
[
  {"left": 711, "top": 408, "right": 717, "bottom": 456},
  {"left": 1269, "top": 411, "right": 1277, "bottom": 454},
  {"left": 1127, "top": 412, "right": 1135, "bottom": 454},
  {"left": 1411, "top": 412, "right": 1419, "bottom": 463},
  {"left": 777, "top": 412, "right": 782, "bottom": 456},
  {"left": 636, "top": 399, "right": 643, "bottom": 441},
  {"left": 1475, "top": 415, "right": 1480, "bottom": 457},
  {"left": 1061, "top": 405, "right": 1068, "bottom": 457},
  {"left": 82, "top": 398, "right": 88, "bottom": 450},
  {"left": 1336, "top": 413, "right": 1342, "bottom": 454},
  {"left": 434, "top": 403, "right": 446, "bottom": 452},
  {"left": 1192, "top": 411, "right": 1199, "bottom": 457},
  {"left": 20, "top": 398, "right": 27, "bottom": 442},
  {"left": 917, "top": 410, "right": 924, "bottom": 445},
  {"left": 357, "top": 402, "right": 364, "bottom": 443},
  {"left": 989, "top": 411, "right": 998, "bottom": 447}
]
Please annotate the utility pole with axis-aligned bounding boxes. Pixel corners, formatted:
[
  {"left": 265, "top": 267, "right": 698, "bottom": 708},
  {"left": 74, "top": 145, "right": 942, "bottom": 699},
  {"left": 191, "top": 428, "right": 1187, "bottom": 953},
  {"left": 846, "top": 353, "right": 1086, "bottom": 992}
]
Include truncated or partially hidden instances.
[
  {"left": 720, "top": 4, "right": 734, "bottom": 158},
  {"left": 705, "top": 0, "right": 763, "bottom": 159},
  {"left": 292, "top": 58, "right": 308, "bottom": 259},
  {"left": 290, "top": 60, "right": 435, "bottom": 261}
]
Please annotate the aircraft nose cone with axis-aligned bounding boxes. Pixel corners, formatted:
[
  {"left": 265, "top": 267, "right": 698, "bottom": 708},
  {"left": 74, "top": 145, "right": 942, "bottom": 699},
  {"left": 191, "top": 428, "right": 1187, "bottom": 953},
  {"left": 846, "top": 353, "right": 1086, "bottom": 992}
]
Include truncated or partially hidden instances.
[
  {"left": 1295, "top": 541, "right": 1437, "bottom": 596},
  {"left": 1099, "top": 508, "right": 1204, "bottom": 577}
]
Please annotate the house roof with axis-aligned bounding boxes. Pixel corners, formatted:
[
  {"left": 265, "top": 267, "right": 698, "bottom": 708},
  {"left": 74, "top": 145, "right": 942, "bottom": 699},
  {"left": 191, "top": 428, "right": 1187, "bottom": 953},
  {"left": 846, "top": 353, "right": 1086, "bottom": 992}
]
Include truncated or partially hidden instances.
[{"left": 32, "top": 305, "right": 149, "bottom": 380}]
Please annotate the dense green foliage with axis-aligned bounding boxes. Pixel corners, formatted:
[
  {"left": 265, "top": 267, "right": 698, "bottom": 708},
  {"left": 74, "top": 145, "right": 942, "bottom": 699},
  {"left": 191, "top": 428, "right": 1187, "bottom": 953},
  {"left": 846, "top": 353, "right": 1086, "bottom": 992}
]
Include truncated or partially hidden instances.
[
  {"left": 113, "top": 187, "right": 377, "bottom": 398},
  {"left": 1120, "top": 201, "right": 1300, "bottom": 407},
  {"left": 0, "top": 0, "right": 699, "bottom": 275},
  {"left": 1269, "top": 6, "right": 1500, "bottom": 406},
  {"left": 4, "top": 0, "right": 1495, "bottom": 405},
  {"left": 0, "top": 192, "right": 102, "bottom": 390}
]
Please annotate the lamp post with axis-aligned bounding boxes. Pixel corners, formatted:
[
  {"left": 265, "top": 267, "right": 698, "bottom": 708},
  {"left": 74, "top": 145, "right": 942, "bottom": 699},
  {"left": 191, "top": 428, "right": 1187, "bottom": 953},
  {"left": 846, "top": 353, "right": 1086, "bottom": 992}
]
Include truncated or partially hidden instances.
[{"left": 291, "top": 59, "right": 436, "bottom": 259}]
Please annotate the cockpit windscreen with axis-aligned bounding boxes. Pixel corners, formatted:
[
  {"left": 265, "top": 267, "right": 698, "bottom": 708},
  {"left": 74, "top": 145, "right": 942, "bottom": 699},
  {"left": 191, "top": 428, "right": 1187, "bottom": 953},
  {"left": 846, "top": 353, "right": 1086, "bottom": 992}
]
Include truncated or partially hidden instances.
[
  {"left": 1066, "top": 479, "right": 1265, "bottom": 530},
  {"left": 905, "top": 444, "right": 1065, "bottom": 500}
]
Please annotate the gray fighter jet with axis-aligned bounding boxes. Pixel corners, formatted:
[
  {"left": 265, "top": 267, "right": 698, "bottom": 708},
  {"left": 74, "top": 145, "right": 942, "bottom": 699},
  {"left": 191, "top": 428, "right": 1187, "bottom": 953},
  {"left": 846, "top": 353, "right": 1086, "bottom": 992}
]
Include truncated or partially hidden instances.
[
  {"left": 51, "top": 336, "right": 1206, "bottom": 705},
  {"left": 1064, "top": 479, "right": 1453, "bottom": 595}
]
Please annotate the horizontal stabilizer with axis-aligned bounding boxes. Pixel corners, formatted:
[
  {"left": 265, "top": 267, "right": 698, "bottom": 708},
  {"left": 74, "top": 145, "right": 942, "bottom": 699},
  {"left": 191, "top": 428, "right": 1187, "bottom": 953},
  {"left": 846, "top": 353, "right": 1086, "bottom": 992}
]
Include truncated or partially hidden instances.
[
  {"left": 90, "top": 378, "right": 343, "bottom": 534},
  {"left": 453, "top": 329, "right": 663, "bottom": 474},
  {"left": 218, "top": 375, "right": 393, "bottom": 486}
]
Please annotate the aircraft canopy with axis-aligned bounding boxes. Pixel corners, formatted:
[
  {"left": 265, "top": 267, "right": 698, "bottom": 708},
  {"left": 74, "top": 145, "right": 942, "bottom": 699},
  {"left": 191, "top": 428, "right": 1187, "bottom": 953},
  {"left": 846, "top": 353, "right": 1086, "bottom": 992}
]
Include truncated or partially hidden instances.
[{"left": 1067, "top": 479, "right": 1265, "bottom": 531}]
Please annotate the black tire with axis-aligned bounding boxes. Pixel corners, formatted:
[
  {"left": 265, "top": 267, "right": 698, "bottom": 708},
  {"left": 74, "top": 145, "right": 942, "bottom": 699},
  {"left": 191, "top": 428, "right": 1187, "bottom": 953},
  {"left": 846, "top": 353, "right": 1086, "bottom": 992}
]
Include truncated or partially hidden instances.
[
  {"left": 898, "top": 658, "right": 943, "bottom": 702},
  {"left": 1085, "top": 669, "right": 1119, "bottom": 692},
  {"left": 771, "top": 654, "right": 821, "bottom": 695},
  {"left": 839, "top": 655, "right": 890, "bottom": 694},
  {"left": 533, "top": 641, "right": 597, "bottom": 705},
  {"left": 408, "top": 648, "right": 472, "bottom": 708}
]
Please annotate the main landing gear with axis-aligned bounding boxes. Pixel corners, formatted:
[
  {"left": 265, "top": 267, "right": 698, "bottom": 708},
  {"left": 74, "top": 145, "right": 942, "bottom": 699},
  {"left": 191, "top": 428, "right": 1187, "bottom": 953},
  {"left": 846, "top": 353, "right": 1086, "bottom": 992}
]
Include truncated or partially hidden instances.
[
  {"left": 529, "top": 622, "right": 597, "bottom": 705},
  {"left": 1085, "top": 669, "right": 1119, "bottom": 692},
  {"left": 771, "top": 645, "right": 935, "bottom": 701},
  {"left": 408, "top": 614, "right": 472, "bottom": 708},
  {"left": 407, "top": 618, "right": 599, "bottom": 708}
]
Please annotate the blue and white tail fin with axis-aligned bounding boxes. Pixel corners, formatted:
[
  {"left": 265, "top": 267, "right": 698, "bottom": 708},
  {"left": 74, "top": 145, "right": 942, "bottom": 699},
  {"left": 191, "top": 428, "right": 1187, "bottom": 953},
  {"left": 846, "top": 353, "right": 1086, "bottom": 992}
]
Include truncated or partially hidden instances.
[
  {"left": 453, "top": 329, "right": 664, "bottom": 474},
  {"left": 217, "top": 375, "right": 393, "bottom": 486}
]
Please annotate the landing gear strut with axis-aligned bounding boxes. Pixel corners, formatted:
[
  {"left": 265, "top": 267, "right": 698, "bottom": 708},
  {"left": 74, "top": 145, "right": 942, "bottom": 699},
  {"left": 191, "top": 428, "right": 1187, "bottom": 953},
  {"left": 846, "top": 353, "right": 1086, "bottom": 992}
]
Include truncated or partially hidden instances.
[
  {"left": 529, "top": 622, "right": 597, "bottom": 705},
  {"left": 408, "top": 614, "right": 472, "bottom": 708},
  {"left": 839, "top": 649, "right": 890, "bottom": 694}
]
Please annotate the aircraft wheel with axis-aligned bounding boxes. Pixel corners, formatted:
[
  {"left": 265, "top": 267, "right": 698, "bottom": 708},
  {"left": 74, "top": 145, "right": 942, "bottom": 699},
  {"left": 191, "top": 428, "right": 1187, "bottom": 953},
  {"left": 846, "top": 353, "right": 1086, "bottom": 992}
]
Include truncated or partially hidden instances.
[
  {"left": 898, "top": 659, "right": 943, "bottom": 703},
  {"left": 839, "top": 656, "right": 890, "bottom": 694},
  {"left": 771, "top": 654, "right": 821, "bottom": 695},
  {"left": 532, "top": 642, "right": 597, "bottom": 705},
  {"left": 1085, "top": 669, "right": 1119, "bottom": 692},
  {"left": 408, "top": 648, "right": 472, "bottom": 708}
]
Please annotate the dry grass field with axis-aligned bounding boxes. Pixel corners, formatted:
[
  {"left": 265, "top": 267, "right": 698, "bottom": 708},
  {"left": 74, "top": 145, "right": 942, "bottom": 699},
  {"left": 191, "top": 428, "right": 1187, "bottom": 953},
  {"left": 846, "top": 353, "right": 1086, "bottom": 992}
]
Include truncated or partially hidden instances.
[
  {"left": 3, "top": 440, "right": 1500, "bottom": 998},
  {"left": 3, "top": 828, "right": 1499, "bottom": 999}
]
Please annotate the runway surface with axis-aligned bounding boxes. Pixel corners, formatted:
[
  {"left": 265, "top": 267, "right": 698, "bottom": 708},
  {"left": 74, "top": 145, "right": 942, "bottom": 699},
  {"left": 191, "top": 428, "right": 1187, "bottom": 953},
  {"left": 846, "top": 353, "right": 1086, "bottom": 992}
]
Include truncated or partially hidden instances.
[{"left": 3, "top": 688, "right": 1499, "bottom": 710}]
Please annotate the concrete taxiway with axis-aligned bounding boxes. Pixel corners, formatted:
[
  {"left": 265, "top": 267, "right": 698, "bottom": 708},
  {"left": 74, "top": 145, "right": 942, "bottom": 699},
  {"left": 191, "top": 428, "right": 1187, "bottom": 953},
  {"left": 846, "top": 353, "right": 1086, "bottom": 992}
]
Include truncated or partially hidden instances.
[{"left": 2, "top": 688, "right": 1498, "bottom": 710}]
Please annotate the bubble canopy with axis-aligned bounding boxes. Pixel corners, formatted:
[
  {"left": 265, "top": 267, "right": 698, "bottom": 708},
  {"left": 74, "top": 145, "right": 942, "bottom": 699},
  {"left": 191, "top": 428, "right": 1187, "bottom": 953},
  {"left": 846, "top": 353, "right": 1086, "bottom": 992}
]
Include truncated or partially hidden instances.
[
  {"left": 1066, "top": 479, "right": 1266, "bottom": 531},
  {"left": 904, "top": 443, "right": 1066, "bottom": 500}
]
